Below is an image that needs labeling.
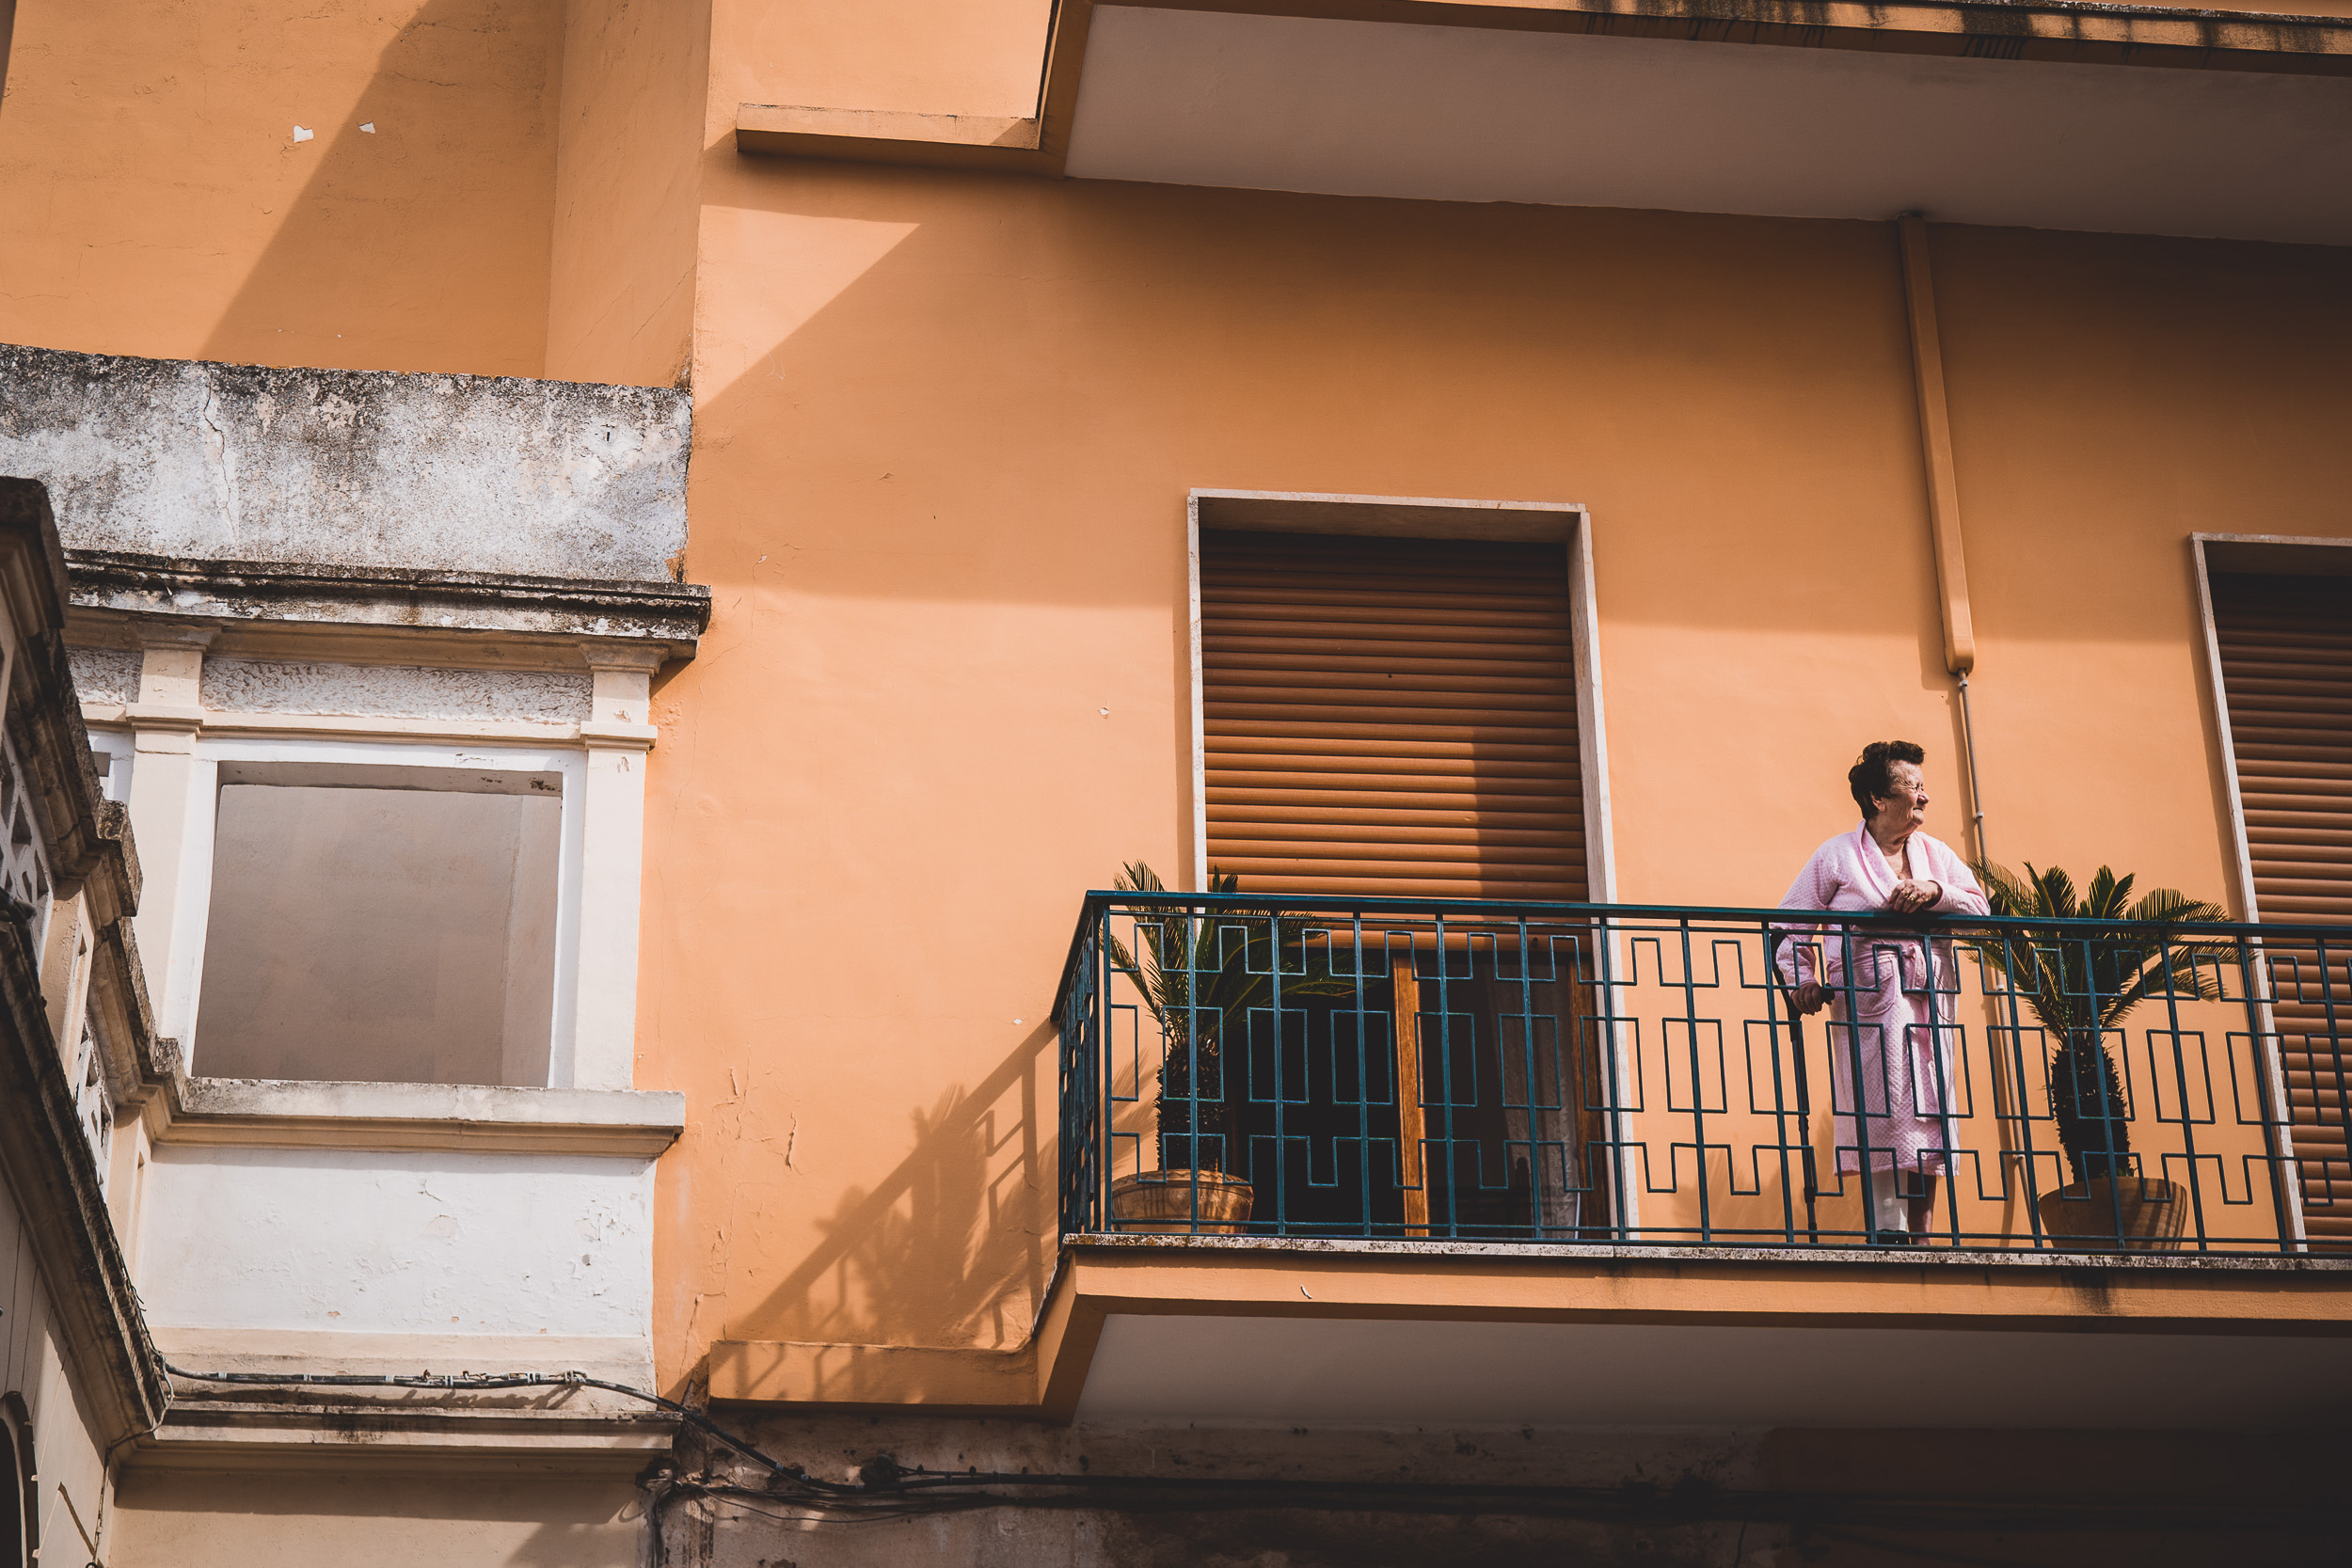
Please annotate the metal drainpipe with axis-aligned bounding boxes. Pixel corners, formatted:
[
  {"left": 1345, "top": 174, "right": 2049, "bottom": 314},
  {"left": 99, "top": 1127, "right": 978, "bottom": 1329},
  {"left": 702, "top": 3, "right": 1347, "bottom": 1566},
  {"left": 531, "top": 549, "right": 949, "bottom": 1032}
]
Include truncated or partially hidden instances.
[
  {"left": 1897, "top": 211, "right": 1989, "bottom": 866},
  {"left": 1899, "top": 211, "right": 2012, "bottom": 1200},
  {"left": 1955, "top": 672, "right": 1989, "bottom": 866}
]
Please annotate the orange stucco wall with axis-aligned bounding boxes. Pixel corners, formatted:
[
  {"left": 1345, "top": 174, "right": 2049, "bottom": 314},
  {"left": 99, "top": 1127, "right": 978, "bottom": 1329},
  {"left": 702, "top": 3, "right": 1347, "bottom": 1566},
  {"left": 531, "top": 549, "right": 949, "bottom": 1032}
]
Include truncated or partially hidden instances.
[
  {"left": 639, "top": 131, "right": 2352, "bottom": 1382},
  {"left": 716, "top": 0, "right": 1055, "bottom": 121},
  {"left": 0, "top": 0, "right": 564, "bottom": 376},
  {"left": 543, "top": 0, "right": 709, "bottom": 386}
]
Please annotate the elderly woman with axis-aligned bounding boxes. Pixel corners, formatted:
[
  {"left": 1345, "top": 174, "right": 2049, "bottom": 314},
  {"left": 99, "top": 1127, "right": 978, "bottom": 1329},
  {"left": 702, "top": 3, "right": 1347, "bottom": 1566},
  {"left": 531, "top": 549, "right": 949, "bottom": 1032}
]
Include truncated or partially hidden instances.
[{"left": 1778, "top": 741, "right": 1987, "bottom": 1244}]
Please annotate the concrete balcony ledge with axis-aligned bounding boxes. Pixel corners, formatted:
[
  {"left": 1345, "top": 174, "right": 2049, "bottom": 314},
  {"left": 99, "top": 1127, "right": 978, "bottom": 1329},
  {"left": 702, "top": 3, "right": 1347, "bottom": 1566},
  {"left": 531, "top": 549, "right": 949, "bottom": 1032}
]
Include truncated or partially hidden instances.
[
  {"left": 1066, "top": 1229, "right": 2352, "bottom": 1275},
  {"left": 711, "top": 1236, "right": 2352, "bottom": 1427},
  {"left": 155, "top": 1077, "right": 687, "bottom": 1156}
]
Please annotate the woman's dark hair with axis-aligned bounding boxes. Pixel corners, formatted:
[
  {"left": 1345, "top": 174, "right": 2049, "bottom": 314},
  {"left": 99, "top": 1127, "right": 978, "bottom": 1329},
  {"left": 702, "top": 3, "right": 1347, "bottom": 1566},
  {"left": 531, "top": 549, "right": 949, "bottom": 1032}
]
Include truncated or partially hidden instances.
[{"left": 1849, "top": 740, "right": 1926, "bottom": 817}]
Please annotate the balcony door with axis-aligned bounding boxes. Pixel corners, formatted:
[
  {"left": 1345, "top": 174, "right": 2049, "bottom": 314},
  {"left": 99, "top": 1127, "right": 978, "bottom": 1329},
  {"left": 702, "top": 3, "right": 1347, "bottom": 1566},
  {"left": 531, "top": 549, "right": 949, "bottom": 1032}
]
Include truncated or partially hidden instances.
[{"left": 1193, "top": 523, "right": 1610, "bottom": 1237}]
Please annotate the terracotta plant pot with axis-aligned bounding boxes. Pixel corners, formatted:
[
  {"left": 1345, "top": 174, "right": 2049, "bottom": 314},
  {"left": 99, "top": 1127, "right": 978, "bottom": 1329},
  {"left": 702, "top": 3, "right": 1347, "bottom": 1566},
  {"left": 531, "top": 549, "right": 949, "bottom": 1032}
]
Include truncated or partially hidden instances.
[
  {"left": 2036, "top": 1176, "right": 2190, "bottom": 1251},
  {"left": 1108, "top": 1169, "right": 1254, "bottom": 1234}
]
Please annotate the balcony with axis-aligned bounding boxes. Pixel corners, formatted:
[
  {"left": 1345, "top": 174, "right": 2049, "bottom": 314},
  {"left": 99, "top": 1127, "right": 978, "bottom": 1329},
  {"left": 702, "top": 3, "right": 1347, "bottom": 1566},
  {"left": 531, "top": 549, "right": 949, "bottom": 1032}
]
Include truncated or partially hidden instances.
[
  {"left": 712, "top": 892, "right": 2352, "bottom": 1426},
  {"left": 1056, "top": 891, "right": 2348, "bottom": 1255}
]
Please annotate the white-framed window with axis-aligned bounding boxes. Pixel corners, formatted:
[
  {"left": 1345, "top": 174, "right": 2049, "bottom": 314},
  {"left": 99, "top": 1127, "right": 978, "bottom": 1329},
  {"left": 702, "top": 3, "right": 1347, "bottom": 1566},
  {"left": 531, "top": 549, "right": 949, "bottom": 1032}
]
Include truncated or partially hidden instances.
[{"left": 169, "top": 736, "right": 589, "bottom": 1089}]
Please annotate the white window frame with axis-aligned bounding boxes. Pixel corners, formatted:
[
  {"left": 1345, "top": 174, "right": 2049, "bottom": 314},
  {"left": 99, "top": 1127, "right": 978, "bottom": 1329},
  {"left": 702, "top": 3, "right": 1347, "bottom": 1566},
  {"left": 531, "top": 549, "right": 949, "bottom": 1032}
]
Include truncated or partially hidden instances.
[{"left": 167, "top": 735, "right": 591, "bottom": 1088}]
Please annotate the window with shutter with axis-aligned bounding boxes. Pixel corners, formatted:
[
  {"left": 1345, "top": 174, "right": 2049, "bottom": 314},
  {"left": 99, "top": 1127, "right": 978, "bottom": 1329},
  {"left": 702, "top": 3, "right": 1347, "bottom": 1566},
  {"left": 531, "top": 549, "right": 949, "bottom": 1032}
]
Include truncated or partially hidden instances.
[
  {"left": 1199, "top": 528, "right": 1587, "bottom": 901},
  {"left": 2211, "top": 570, "right": 2352, "bottom": 1245}
]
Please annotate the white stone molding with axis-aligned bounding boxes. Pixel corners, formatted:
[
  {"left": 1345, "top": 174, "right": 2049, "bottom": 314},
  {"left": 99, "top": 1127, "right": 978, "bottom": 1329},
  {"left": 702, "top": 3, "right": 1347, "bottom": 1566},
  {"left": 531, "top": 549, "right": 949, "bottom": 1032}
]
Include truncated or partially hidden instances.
[
  {"left": 569, "top": 648, "right": 662, "bottom": 1092},
  {"left": 125, "top": 632, "right": 215, "bottom": 1039}
]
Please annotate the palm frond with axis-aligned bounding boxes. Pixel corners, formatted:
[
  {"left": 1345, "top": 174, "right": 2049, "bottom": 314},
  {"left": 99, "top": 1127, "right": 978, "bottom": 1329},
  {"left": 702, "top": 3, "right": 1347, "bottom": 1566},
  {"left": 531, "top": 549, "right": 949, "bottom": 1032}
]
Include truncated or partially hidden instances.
[
  {"left": 1108, "top": 860, "right": 1353, "bottom": 1038},
  {"left": 1963, "top": 858, "right": 2235, "bottom": 1183}
]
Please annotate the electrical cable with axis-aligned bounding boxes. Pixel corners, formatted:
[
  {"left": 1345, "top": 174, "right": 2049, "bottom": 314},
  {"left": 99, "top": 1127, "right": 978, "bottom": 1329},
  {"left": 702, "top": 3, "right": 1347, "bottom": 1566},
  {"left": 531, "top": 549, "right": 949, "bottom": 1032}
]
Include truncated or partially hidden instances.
[
  {"left": 155, "top": 1360, "right": 848, "bottom": 1490},
  {"left": 163, "top": 1362, "right": 2352, "bottom": 1541}
]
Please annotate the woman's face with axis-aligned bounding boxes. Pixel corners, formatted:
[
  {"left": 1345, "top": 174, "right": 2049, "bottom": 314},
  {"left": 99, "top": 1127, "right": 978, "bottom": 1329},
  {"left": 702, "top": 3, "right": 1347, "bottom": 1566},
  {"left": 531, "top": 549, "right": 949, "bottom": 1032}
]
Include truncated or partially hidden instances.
[{"left": 1870, "top": 760, "right": 1930, "bottom": 838}]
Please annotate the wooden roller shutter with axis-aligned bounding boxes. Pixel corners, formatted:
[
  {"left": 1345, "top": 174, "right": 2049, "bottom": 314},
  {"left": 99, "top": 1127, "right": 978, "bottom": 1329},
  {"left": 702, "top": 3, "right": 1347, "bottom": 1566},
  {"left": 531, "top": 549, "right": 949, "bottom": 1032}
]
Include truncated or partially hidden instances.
[
  {"left": 2211, "top": 571, "right": 2352, "bottom": 1244},
  {"left": 1200, "top": 529, "right": 1586, "bottom": 902}
]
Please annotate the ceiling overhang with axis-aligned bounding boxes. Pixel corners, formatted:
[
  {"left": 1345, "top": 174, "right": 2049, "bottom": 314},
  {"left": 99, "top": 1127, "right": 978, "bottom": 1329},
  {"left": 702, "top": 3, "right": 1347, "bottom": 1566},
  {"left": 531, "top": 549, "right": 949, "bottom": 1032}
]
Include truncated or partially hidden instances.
[
  {"left": 1061, "top": 4, "right": 2352, "bottom": 244},
  {"left": 734, "top": 0, "right": 2352, "bottom": 242}
]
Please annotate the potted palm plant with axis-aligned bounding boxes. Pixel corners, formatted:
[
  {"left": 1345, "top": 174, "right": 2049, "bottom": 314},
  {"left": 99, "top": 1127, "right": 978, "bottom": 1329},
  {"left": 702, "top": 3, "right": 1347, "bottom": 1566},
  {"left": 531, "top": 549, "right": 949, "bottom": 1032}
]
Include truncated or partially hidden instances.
[
  {"left": 1101, "top": 862, "right": 1349, "bottom": 1233},
  {"left": 1964, "top": 863, "right": 2228, "bottom": 1250}
]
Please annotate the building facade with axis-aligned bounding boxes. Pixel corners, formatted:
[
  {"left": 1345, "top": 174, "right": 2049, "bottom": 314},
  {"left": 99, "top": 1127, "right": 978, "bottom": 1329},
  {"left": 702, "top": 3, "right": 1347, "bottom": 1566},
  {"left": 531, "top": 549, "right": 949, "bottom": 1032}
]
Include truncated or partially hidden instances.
[
  {"left": 0, "top": 479, "right": 167, "bottom": 1568},
  {"left": 2, "top": 0, "right": 2350, "bottom": 1562}
]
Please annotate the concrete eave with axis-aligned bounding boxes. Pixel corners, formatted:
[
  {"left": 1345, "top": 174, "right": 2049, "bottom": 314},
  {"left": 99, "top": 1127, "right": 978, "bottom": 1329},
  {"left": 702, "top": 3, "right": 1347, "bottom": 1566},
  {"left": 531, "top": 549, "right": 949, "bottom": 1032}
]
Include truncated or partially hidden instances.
[
  {"left": 65, "top": 552, "right": 711, "bottom": 669},
  {"left": 1118, "top": 0, "right": 2352, "bottom": 71},
  {"left": 708, "top": 1235, "right": 2352, "bottom": 1422},
  {"left": 734, "top": 0, "right": 2352, "bottom": 180},
  {"left": 151, "top": 1077, "right": 689, "bottom": 1157}
]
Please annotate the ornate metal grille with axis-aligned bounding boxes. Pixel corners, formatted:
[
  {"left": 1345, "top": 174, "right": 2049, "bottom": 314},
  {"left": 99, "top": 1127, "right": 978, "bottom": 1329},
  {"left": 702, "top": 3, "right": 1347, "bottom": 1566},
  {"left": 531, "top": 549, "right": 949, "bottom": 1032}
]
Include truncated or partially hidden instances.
[{"left": 1056, "top": 892, "right": 2338, "bottom": 1253}]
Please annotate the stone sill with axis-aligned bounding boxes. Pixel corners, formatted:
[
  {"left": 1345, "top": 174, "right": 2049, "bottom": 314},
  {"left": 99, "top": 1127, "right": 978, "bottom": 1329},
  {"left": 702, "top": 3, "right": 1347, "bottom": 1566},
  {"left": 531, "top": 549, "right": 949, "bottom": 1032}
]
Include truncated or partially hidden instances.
[{"left": 157, "top": 1078, "right": 686, "bottom": 1156}]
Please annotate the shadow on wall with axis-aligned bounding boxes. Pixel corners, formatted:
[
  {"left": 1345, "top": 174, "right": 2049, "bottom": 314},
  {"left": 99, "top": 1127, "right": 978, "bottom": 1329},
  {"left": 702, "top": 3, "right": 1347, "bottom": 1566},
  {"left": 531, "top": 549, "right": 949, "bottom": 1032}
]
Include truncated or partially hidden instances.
[
  {"left": 727, "top": 1023, "right": 1057, "bottom": 1365},
  {"left": 199, "top": 0, "right": 563, "bottom": 377}
]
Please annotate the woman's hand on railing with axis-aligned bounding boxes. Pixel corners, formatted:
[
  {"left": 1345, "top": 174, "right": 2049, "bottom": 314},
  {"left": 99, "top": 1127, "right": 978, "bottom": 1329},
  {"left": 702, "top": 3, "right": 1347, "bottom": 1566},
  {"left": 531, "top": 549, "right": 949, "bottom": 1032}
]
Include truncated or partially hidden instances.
[
  {"left": 1791, "top": 980, "right": 1826, "bottom": 1016},
  {"left": 1887, "top": 879, "right": 1943, "bottom": 914}
]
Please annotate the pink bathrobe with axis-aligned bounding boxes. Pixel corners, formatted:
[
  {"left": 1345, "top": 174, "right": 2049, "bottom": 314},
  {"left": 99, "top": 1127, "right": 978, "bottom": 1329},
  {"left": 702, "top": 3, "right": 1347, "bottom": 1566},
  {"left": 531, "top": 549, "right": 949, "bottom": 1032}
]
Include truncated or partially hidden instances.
[{"left": 1775, "top": 826, "right": 1988, "bottom": 1179}]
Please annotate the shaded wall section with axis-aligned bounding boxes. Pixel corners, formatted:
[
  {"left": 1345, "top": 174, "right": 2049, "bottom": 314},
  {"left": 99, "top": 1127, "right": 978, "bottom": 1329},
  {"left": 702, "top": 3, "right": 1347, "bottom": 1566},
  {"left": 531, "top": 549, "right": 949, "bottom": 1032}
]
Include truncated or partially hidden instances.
[
  {"left": 0, "top": 0, "right": 563, "bottom": 375},
  {"left": 544, "top": 0, "right": 712, "bottom": 388}
]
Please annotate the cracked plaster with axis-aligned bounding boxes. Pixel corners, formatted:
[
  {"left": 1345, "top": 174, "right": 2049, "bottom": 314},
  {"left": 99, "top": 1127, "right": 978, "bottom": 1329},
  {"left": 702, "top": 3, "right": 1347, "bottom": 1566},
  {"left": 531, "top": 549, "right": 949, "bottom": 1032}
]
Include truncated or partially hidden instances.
[
  {"left": 198, "top": 658, "right": 592, "bottom": 721},
  {"left": 0, "top": 344, "right": 690, "bottom": 581}
]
